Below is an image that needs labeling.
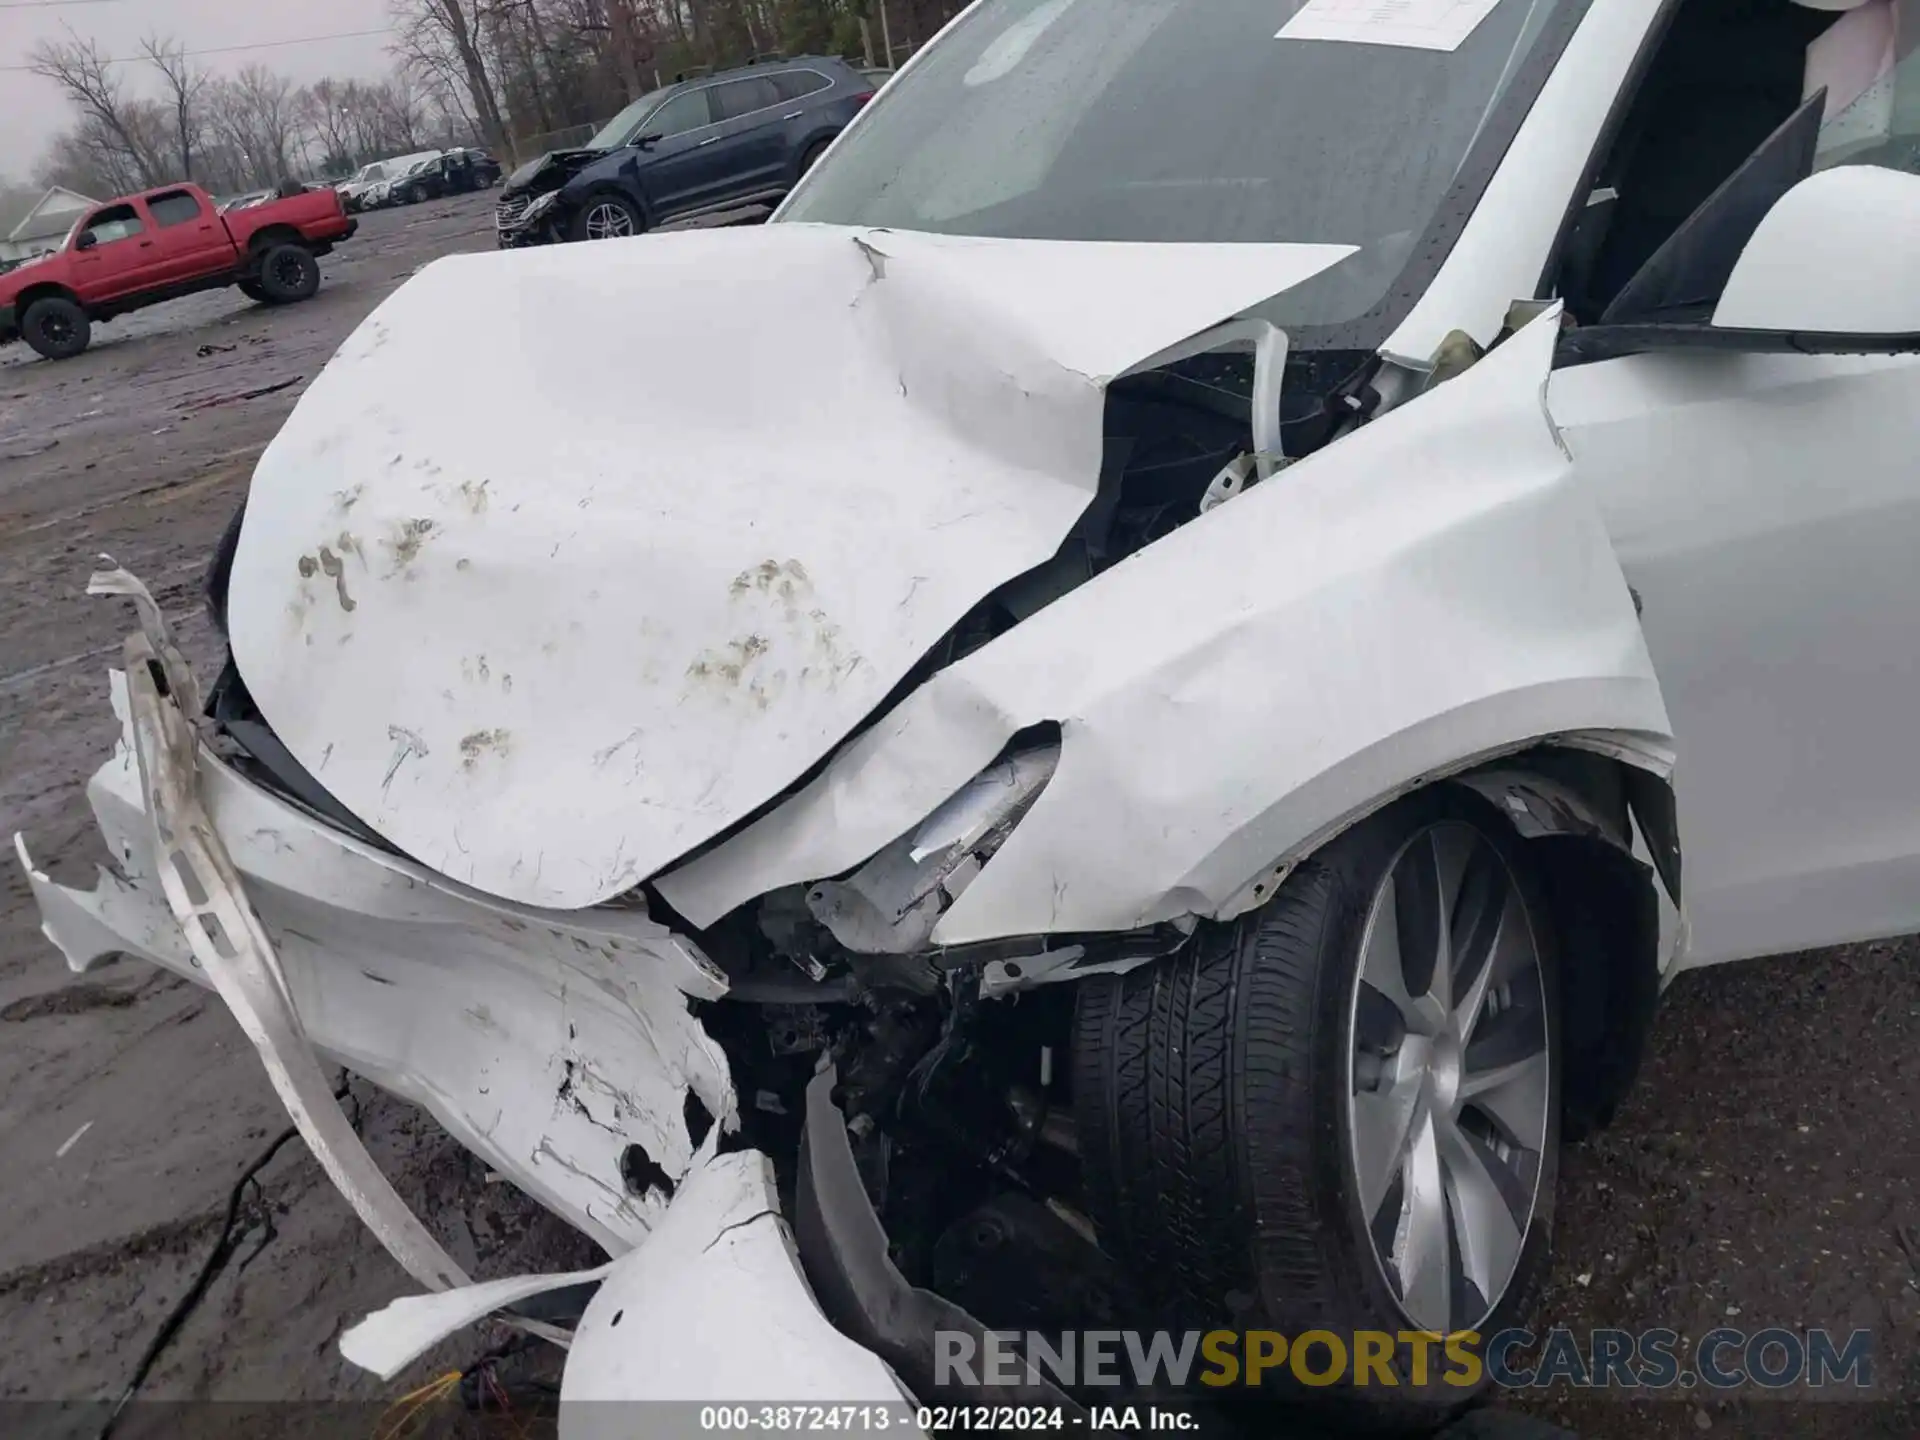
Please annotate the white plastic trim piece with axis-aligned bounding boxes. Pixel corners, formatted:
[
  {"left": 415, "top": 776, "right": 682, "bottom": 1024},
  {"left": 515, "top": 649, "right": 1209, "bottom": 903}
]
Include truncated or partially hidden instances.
[
  {"left": 102, "top": 564, "right": 470, "bottom": 1294},
  {"left": 341, "top": 1263, "right": 614, "bottom": 1381}
]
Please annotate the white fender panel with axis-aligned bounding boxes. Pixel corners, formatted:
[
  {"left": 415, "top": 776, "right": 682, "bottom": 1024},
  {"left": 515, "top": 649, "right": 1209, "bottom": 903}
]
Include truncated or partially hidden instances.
[{"left": 657, "top": 309, "right": 1673, "bottom": 937}]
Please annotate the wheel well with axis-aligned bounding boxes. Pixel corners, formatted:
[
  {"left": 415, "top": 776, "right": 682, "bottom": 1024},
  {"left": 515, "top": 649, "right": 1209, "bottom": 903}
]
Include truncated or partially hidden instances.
[
  {"left": 246, "top": 225, "right": 302, "bottom": 255},
  {"left": 14, "top": 283, "right": 84, "bottom": 316},
  {"left": 795, "top": 131, "right": 838, "bottom": 177},
  {"left": 1448, "top": 746, "right": 1674, "bottom": 1143}
]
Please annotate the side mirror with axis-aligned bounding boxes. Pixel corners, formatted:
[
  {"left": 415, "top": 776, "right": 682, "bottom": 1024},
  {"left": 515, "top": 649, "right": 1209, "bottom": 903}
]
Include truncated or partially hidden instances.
[
  {"left": 75, "top": 232, "right": 97, "bottom": 251},
  {"left": 1557, "top": 167, "right": 1920, "bottom": 366},
  {"left": 1712, "top": 165, "right": 1920, "bottom": 335},
  {"left": 635, "top": 132, "right": 664, "bottom": 150}
]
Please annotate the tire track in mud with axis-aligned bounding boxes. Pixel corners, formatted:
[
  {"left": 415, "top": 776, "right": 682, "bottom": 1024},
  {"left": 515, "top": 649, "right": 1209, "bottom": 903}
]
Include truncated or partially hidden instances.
[
  {"left": 1, "top": 981, "right": 143, "bottom": 1022},
  {"left": 0, "top": 1208, "right": 232, "bottom": 1297}
]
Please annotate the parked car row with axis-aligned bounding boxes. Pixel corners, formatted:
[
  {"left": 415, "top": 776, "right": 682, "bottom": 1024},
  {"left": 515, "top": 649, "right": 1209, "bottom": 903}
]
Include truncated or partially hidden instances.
[{"left": 337, "top": 149, "right": 501, "bottom": 213}]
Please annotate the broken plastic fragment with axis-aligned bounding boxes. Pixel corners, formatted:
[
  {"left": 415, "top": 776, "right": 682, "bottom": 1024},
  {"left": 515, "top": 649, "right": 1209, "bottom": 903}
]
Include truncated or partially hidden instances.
[{"left": 341, "top": 1263, "right": 614, "bottom": 1381}]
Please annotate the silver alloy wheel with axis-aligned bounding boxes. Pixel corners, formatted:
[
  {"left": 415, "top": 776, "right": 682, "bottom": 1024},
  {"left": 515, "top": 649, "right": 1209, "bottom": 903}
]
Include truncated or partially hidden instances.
[
  {"left": 1345, "top": 820, "right": 1551, "bottom": 1334},
  {"left": 583, "top": 201, "right": 635, "bottom": 239}
]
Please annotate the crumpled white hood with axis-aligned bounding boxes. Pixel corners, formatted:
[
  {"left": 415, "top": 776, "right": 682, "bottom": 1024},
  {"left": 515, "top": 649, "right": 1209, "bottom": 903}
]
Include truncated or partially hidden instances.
[{"left": 230, "top": 223, "right": 1353, "bottom": 908}]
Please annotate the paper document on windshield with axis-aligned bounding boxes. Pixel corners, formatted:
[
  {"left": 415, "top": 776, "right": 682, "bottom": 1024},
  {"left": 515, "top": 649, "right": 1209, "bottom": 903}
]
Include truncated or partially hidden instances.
[{"left": 1276, "top": 0, "right": 1504, "bottom": 51}]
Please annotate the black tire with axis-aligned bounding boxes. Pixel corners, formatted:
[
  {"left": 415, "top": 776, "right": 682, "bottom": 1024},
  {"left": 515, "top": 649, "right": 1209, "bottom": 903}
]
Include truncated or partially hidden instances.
[
  {"left": 205, "top": 496, "right": 248, "bottom": 638},
  {"left": 237, "top": 278, "right": 269, "bottom": 304},
  {"left": 21, "top": 295, "right": 91, "bottom": 361},
  {"left": 1073, "top": 785, "right": 1562, "bottom": 1432},
  {"left": 568, "top": 191, "right": 644, "bottom": 243},
  {"left": 797, "top": 136, "right": 834, "bottom": 177},
  {"left": 256, "top": 243, "right": 320, "bottom": 304}
]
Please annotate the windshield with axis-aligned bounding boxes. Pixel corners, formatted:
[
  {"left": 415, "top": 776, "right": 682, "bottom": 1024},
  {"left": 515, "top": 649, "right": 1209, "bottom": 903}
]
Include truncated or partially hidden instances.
[
  {"left": 354, "top": 164, "right": 386, "bottom": 184},
  {"left": 586, "top": 89, "right": 671, "bottom": 150},
  {"left": 784, "top": 0, "right": 1582, "bottom": 328}
]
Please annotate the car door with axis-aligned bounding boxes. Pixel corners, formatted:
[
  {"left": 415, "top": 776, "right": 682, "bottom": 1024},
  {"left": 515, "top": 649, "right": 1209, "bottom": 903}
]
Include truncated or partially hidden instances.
[
  {"left": 67, "top": 201, "right": 163, "bottom": 301},
  {"left": 1549, "top": 164, "right": 1920, "bottom": 971},
  {"left": 144, "top": 189, "right": 230, "bottom": 285},
  {"left": 696, "top": 75, "right": 792, "bottom": 202},
  {"left": 631, "top": 88, "right": 722, "bottom": 216},
  {"left": 771, "top": 67, "right": 845, "bottom": 168}
]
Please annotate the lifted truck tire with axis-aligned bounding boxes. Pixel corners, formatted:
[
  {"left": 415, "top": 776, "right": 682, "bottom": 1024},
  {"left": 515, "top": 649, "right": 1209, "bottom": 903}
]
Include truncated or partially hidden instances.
[
  {"left": 21, "top": 295, "right": 91, "bottom": 360},
  {"left": 256, "top": 243, "right": 320, "bottom": 304},
  {"left": 1073, "top": 785, "right": 1563, "bottom": 1432}
]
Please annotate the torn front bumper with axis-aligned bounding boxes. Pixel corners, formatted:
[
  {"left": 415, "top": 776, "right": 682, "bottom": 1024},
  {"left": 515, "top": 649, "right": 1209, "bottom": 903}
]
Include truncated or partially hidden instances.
[
  {"left": 341, "top": 1148, "right": 926, "bottom": 1431},
  {"left": 13, "top": 569, "right": 1012, "bottom": 1419},
  {"left": 15, "top": 568, "right": 736, "bottom": 1273}
]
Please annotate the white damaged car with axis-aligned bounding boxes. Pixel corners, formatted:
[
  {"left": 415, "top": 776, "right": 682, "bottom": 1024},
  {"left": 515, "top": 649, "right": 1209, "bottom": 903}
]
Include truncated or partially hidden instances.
[{"left": 18, "top": 0, "right": 1920, "bottom": 1428}]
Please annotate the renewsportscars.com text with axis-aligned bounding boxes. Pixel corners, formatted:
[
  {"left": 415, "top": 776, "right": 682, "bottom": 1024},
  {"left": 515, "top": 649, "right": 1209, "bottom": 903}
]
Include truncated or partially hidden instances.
[{"left": 935, "top": 1326, "right": 1874, "bottom": 1391}]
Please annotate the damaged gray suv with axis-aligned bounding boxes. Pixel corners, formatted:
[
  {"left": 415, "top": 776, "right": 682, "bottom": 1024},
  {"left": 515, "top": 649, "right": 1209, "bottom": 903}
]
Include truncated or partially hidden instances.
[{"left": 20, "top": 0, "right": 1920, "bottom": 1429}]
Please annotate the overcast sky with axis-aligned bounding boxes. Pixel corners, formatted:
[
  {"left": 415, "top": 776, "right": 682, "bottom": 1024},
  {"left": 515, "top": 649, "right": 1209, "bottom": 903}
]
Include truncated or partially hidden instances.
[{"left": 1, "top": 0, "right": 396, "bottom": 182}]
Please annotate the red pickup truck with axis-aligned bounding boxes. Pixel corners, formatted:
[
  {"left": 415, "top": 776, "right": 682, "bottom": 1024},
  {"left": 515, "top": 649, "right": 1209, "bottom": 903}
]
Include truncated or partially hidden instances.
[{"left": 0, "top": 181, "right": 357, "bottom": 361}]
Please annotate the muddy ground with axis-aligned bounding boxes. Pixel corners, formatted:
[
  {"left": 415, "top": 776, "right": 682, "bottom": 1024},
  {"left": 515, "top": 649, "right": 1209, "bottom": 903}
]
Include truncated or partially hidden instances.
[{"left": 2, "top": 191, "right": 1915, "bottom": 1439}]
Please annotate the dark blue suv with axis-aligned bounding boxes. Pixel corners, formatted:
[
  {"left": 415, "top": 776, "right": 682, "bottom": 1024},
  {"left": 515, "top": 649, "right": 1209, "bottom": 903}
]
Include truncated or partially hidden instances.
[{"left": 494, "top": 56, "right": 876, "bottom": 247}]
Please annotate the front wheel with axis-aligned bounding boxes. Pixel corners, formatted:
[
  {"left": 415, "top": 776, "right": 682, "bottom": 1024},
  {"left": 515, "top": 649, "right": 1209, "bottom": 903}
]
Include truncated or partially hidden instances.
[
  {"left": 569, "top": 191, "right": 644, "bottom": 242},
  {"left": 797, "top": 136, "right": 834, "bottom": 177},
  {"left": 256, "top": 243, "right": 320, "bottom": 304},
  {"left": 21, "top": 296, "right": 91, "bottom": 360},
  {"left": 1073, "top": 786, "right": 1561, "bottom": 1428}
]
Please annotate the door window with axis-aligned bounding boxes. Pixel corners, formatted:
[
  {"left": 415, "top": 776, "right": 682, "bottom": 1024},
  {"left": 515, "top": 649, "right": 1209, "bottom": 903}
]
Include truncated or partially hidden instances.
[
  {"left": 772, "top": 70, "right": 833, "bottom": 102},
  {"left": 148, "top": 191, "right": 205, "bottom": 228},
  {"left": 79, "top": 203, "right": 145, "bottom": 246},
  {"left": 711, "top": 76, "right": 784, "bottom": 122},
  {"left": 643, "top": 90, "right": 715, "bottom": 139}
]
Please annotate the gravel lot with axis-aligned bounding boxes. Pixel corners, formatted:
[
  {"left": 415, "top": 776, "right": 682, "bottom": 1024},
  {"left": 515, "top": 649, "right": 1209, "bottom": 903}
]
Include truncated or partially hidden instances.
[{"left": 1, "top": 190, "right": 1914, "bottom": 1439}]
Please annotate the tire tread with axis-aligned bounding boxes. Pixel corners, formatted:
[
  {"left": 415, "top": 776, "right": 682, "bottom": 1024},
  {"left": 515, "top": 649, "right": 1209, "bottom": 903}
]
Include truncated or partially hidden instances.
[{"left": 1072, "top": 789, "right": 1563, "bottom": 1429}]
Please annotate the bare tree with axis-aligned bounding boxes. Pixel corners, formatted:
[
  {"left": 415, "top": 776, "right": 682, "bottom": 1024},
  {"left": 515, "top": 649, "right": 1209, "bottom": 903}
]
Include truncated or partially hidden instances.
[
  {"left": 417, "top": 67, "right": 481, "bottom": 146},
  {"left": 395, "top": 0, "right": 510, "bottom": 155},
  {"left": 378, "top": 68, "right": 426, "bottom": 150},
  {"left": 239, "top": 64, "right": 301, "bottom": 182},
  {"left": 205, "top": 65, "right": 301, "bottom": 188},
  {"left": 26, "top": 30, "right": 165, "bottom": 188},
  {"left": 301, "top": 80, "right": 360, "bottom": 172},
  {"left": 139, "top": 34, "right": 208, "bottom": 182},
  {"left": 31, "top": 0, "right": 941, "bottom": 194},
  {"left": 33, "top": 99, "right": 175, "bottom": 196}
]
